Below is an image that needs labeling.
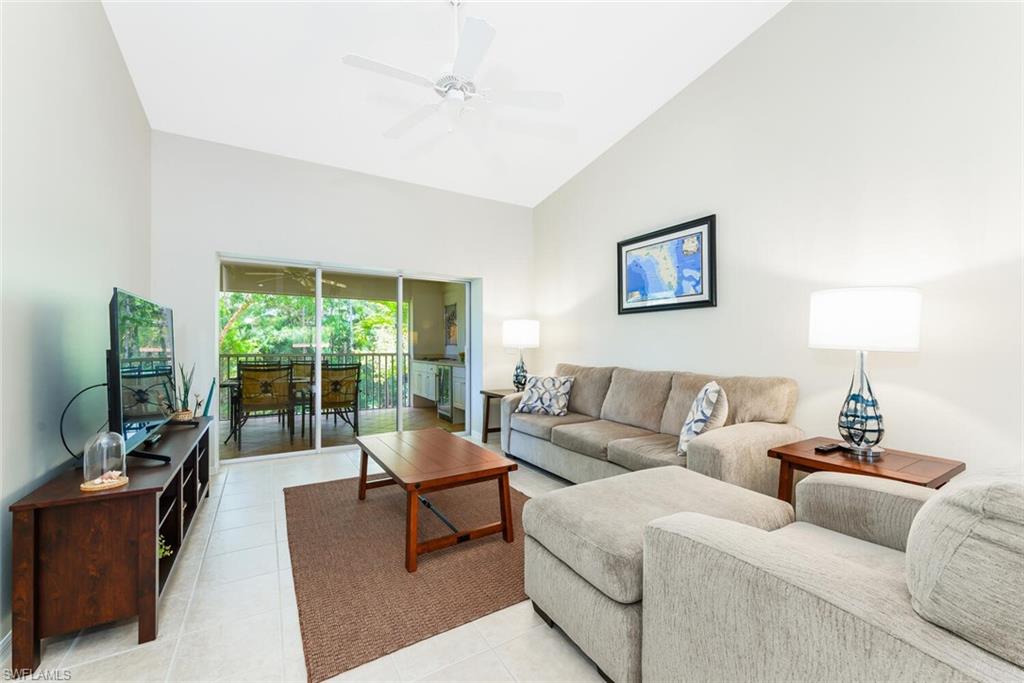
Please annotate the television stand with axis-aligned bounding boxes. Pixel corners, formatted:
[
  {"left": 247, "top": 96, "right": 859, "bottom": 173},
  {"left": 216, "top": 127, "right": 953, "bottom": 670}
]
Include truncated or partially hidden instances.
[
  {"left": 131, "top": 449, "right": 171, "bottom": 464},
  {"left": 9, "top": 418, "right": 212, "bottom": 675}
]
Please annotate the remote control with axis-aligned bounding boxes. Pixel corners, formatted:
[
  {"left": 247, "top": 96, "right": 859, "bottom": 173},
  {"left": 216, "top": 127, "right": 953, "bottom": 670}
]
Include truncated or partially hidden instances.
[{"left": 814, "top": 442, "right": 843, "bottom": 453}]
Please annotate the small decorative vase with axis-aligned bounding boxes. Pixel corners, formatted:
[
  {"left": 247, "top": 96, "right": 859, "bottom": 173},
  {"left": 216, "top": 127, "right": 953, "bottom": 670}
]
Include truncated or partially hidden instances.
[
  {"left": 81, "top": 432, "right": 129, "bottom": 492},
  {"left": 837, "top": 351, "right": 885, "bottom": 460},
  {"left": 513, "top": 353, "right": 527, "bottom": 392}
]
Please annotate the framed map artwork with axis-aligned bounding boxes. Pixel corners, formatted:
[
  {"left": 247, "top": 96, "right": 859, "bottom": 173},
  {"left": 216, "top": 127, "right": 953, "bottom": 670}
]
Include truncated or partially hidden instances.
[
  {"left": 617, "top": 215, "right": 716, "bottom": 314},
  {"left": 444, "top": 303, "right": 458, "bottom": 346}
]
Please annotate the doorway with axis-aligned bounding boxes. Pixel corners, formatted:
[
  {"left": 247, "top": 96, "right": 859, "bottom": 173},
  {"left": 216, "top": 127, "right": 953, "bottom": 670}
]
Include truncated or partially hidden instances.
[{"left": 217, "top": 260, "right": 470, "bottom": 461}]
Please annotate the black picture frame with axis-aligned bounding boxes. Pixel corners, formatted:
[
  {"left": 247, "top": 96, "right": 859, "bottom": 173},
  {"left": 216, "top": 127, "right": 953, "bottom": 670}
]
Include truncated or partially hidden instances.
[{"left": 617, "top": 214, "right": 716, "bottom": 314}]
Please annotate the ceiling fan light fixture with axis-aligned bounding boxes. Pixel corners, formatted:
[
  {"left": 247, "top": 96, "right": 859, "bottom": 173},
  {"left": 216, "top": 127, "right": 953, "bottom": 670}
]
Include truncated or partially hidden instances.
[{"left": 342, "top": 1, "right": 565, "bottom": 139}]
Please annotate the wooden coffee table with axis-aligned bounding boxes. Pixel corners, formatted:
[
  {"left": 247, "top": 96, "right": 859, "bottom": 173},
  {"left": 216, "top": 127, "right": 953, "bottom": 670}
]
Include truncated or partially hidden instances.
[
  {"left": 355, "top": 428, "right": 518, "bottom": 572},
  {"left": 769, "top": 437, "right": 966, "bottom": 504}
]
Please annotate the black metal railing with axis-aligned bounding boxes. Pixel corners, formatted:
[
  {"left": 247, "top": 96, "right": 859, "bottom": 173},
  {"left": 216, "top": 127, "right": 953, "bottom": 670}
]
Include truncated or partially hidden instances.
[{"left": 219, "top": 352, "right": 410, "bottom": 416}]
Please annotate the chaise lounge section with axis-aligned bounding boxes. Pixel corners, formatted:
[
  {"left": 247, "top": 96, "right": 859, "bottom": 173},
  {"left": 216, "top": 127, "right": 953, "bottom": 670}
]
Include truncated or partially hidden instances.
[
  {"left": 501, "top": 363, "right": 802, "bottom": 496},
  {"left": 522, "top": 466, "right": 794, "bottom": 683}
]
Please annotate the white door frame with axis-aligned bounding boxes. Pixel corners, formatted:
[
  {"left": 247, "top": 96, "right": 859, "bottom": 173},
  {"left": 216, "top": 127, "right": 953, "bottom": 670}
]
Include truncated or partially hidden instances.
[
  {"left": 216, "top": 255, "right": 473, "bottom": 465},
  {"left": 396, "top": 274, "right": 405, "bottom": 433}
]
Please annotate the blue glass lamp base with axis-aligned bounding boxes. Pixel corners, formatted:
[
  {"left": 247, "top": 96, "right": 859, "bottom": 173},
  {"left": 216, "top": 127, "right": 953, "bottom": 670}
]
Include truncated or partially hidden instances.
[
  {"left": 837, "top": 351, "right": 885, "bottom": 461},
  {"left": 513, "top": 354, "right": 527, "bottom": 392}
]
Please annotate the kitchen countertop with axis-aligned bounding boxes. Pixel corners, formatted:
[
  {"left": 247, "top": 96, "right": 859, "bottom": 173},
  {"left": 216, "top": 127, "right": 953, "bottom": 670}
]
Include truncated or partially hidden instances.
[{"left": 413, "top": 358, "right": 465, "bottom": 367}]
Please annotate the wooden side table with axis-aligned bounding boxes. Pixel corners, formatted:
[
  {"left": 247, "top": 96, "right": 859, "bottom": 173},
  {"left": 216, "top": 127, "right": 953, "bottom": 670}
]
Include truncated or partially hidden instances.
[
  {"left": 480, "top": 389, "right": 516, "bottom": 444},
  {"left": 768, "top": 437, "right": 966, "bottom": 504}
]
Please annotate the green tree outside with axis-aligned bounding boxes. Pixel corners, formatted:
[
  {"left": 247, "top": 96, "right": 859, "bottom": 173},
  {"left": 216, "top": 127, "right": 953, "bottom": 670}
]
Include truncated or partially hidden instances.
[{"left": 218, "top": 292, "right": 410, "bottom": 411}]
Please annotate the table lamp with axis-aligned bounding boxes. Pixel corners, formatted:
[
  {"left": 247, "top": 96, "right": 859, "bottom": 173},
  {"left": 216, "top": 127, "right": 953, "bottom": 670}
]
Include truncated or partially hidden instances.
[
  {"left": 808, "top": 287, "right": 922, "bottom": 460},
  {"left": 502, "top": 319, "right": 540, "bottom": 392}
]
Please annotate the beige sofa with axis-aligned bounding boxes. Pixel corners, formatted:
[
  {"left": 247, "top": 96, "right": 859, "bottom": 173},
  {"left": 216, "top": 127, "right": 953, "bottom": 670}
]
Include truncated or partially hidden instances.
[
  {"left": 501, "top": 363, "right": 802, "bottom": 496},
  {"left": 644, "top": 473, "right": 1024, "bottom": 682}
]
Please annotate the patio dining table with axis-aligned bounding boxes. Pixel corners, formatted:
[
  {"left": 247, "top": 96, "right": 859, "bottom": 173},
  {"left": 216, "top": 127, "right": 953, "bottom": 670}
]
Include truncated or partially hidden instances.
[{"left": 221, "top": 377, "right": 315, "bottom": 448}]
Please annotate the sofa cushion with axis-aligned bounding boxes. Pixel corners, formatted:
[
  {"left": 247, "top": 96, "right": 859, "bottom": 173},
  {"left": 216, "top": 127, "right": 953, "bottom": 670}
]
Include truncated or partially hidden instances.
[
  {"left": 717, "top": 376, "right": 798, "bottom": 426},
  {"left": 510, "top": 411, "right": 595, "bottom": 441},
  {"left": 551, "top": 420, "right": 653, "bottom": 460},
  {"left": 607, "top": 434, "right": 682, "bottom": 471},
  {"left": 522, "top": 467, "right": 793, "bottom": 604},
  {"left": 660, "top": 372, "right": 720, "bottom": 435},
  {"left": 906, "top": 477, "right": 1024, "bottom": 667},
  {"left": 660, "top": 373, "right": 797, "bottom": 433},
  {"left": 555, "top": 363, "right": 614, "bottom": 418},
  {"left": 600, "top": 368, "right": 674, "bottom": 432}
]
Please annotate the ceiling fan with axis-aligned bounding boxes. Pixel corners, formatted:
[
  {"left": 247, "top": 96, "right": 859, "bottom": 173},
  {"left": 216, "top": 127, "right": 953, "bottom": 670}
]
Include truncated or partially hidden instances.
[
  {"left": 342, "top": 0, "right": 565, "bottom": 139},
  {"left": 243, "top": 268, "right": 348, "bottom": 290}
]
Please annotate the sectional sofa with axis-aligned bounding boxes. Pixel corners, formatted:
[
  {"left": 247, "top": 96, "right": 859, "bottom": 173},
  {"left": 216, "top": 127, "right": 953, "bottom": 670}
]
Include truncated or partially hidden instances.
[
  {"left": 643, "top": 473, "right": 1024, "bottom": 682},
  {"left": 500, "top": 363, "right": 802, "bottom": 496}
]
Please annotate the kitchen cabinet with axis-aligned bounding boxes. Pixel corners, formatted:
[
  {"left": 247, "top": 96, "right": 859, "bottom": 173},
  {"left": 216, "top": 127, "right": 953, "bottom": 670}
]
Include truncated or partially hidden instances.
[
  {"left": 453, "top": 367, "right": 466, "bottom": 410},
  {"left": 412, "top": 362, "right": 437, "bottom": 401}
]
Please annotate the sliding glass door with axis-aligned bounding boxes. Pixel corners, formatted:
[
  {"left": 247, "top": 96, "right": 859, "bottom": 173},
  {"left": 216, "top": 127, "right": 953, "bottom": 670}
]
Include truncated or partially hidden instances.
[
  {"left": 319, "top": 269, "right": 407, "bottom": 447},
  {"left": 218, "top": 263, "right": 318, "bottom": 460},
  {"left": 219, "top": 260, "right": 469, "bottom": 461}
]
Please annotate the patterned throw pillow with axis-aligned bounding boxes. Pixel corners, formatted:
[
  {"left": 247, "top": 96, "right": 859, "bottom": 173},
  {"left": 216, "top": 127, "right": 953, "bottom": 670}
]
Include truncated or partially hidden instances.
[
  {"left": 516, "top": 375, "right": 575, "bottom": 417},
  {"left": 678, "top": 381, "right": 729, "bottom": 455}
]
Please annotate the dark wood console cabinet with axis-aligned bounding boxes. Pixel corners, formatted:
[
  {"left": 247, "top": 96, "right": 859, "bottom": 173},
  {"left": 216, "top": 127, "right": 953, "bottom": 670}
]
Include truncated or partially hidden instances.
[{"left": 9, "top": 418, "right": 212, "bottom": 675}]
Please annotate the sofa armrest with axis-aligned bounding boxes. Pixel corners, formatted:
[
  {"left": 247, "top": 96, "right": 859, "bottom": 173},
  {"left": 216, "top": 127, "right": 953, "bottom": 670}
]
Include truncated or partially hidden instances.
[
  {"left": 795, "top": 471, "right": 934, "bottom": 551},
  {"left": 500, "top": 392, "right": 523, "bottom": 453},
  {"left": 686, "top": 422, "right": 804, "bottom": 497},
  {"left": 642, "top": 513, "right": 1015, "bottom": 683}
]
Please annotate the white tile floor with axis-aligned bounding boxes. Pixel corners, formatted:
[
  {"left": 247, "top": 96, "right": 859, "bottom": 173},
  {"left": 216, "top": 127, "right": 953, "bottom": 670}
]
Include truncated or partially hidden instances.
[{"left": 12, "top": 436, "right": 602, "bottom": 682}]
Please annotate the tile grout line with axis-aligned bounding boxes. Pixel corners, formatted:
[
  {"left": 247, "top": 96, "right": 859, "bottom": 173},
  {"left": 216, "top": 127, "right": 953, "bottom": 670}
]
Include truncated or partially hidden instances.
[
  {"left": 402, "top": 621, "right": 490, "bottom": 682},
  {"left": 276, "top": 472, "right": 288, "bottom": 683},
  {"left": 163, "top": 468, "right": 229, "bottom": 683}
]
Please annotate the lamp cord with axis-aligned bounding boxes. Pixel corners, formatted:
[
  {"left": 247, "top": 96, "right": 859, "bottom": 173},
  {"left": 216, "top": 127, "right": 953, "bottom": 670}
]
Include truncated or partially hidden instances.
[{"left": 59, "top": 383, "right": 108, "bottom": 459}]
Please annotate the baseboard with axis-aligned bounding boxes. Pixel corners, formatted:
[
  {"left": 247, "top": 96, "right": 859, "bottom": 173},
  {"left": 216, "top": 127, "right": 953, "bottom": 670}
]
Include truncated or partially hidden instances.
[{"left": 1, "top": 629, "right": 11, "bottom": 665}]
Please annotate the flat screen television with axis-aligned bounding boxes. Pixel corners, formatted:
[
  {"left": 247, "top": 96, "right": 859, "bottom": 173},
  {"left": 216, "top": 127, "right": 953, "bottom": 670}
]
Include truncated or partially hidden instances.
[{"left": 107, "top": 288, "right": 176, "bottom": 454}]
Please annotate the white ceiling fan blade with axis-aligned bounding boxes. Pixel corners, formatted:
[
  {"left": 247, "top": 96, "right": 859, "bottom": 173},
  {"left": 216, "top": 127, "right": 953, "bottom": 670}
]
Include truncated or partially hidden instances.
[
  {"left": 384, "top": 103, "right": 441, "bottom": 139},
  {"left": 342, "top": 54, "right": 434, "bottom": 89},
  {"left": 453, "top": 17, "right": 495, "bottom": 80}
]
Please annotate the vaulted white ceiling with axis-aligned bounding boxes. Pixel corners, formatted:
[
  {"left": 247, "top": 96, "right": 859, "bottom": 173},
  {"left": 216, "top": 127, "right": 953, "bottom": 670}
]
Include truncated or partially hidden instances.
[{"left": 104, "top": 1, "right": 786, "bottom": 207}]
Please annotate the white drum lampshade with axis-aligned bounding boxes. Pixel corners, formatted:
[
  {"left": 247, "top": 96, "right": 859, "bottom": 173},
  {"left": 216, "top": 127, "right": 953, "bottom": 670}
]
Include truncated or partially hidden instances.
[
  {"left": 808, "top": 287, "right": 922, "bottom": 460},
  {"left": 502, "top": 319, "right": 540, "bottom": 392},
  {"left": 502, "top": 319, "right": 540, "bottom": 349},
  {"left": 808, "top": 287, "right": 921, "bottom": 352}
]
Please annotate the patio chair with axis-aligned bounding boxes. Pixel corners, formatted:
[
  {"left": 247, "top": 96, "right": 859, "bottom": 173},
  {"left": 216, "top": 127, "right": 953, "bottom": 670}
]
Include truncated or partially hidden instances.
[
  {"left": 290, "top": 358, "right": 314, "bottom": 442},
  {"left": 321, "top": 363, "right": 360, "bottom": 436},
  {"left": 237, "top": 362, "right": 294, "bottom": 449}
]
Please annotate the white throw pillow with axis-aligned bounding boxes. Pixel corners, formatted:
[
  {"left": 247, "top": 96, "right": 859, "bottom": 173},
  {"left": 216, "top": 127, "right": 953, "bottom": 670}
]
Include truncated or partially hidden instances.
[
  {"left": 678, "top": 381, "right": 728, "bottom": 455},
  {"left": 516, "top": 375, "right": 574, "bottom": 417}
]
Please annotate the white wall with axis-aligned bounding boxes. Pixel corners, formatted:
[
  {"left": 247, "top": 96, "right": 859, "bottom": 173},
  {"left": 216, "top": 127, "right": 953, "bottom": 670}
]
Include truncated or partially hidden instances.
[
  {"left": 408, "top": 280, "right": 447, "bottom": 358},
  {"left": 532, "top": 2, "right": 1023, "bottom": 475},
  {"left": 0, "top": 1, "right": 151, "bottom": 637},
  {"left": 150, "top": 132, "right": 533, "bottom": 450}
]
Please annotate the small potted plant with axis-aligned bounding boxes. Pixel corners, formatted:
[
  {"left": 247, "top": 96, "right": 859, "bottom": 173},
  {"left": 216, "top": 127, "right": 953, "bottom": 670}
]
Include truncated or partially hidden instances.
[
  {"left": 164, "top": 363, "right": 198, "bottom": 421},
  {"left": 158, "top": 534, "right": 173, "bottom": 559}
]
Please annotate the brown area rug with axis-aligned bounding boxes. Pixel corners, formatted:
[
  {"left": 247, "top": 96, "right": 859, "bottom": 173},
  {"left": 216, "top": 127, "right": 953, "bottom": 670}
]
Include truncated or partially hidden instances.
[{"left": 284, "top": 476, "right": 529, "bottom": 683}]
